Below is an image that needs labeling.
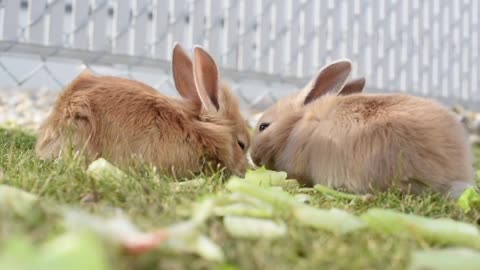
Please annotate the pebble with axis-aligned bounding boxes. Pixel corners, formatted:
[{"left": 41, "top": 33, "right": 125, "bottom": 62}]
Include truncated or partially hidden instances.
[
  {"left": 80, "top": 192, "right": 100, "bottom": 204},
  {"left": 452, "top": 105, "right": 480, "bottom": 144},
  {"left": 0, "top": 88, "right": 57, "bottom": 131}
]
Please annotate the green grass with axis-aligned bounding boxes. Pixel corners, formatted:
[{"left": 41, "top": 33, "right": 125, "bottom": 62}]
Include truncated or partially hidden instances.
[{"left": 0, "top": 126, "right": 479, "bottom": 270}]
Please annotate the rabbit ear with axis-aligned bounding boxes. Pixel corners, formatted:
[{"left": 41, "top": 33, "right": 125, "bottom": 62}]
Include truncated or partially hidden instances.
[
  {"left": 193, "top": 45, "right": 220, "bottom": 111},
  {"left": 338, "top": 77, "right": 366, "bottom": 96},
  {"left": 304, "top": 60, "right": 352, "bottom": 105},
  {"left": 172, "top": 43, "right": 198, "bottom": 101}
]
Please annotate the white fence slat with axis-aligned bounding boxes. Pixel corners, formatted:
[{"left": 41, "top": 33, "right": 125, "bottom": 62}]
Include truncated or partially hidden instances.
[
  {"left": 133, "top": 0, "right": 148, "bottom": 55},
  {"left": 154, "top": 0, "right": 168, "bottom": 58},
  {"left": 461, "top": 0, "right": 469, "bottom": 100},
  {"left": 447, "top": 3, "right": 455, "bottom": 98},
  {"left": 225, "top": 0, "right": 239, "bottom": 69},
  {"left": 48, "top": 0, "right": 64, "bottom": 46},
  {"left": 454, "top": 2, "right": 461, "bottom": 98},
  {"left": 172, "top": 0, "right": 186, "bottom": 50},
  {"left": 394, "top": 0, "right": 408, "bottom": 91},
  {"left": 382, "top": 0, "right": 390, "bottom": 87},
  {"left": 455, "top": 0, "right": 465, "bottom": 98},
  {"left": 439, "top": 1, "right": 446, "bottom": 96},
  {"left": 28, "top": 0, "right": 47, "bottom": 44},
  {"left": 289, "top": 0, "right": 300, "bottom": 76},
  {"left": 368, "top": 1, "right": 378, "bottom": 87},
  {"left": 113, "top": 0, "right": 130, "bottom": 55},
  {"left": 356, "top": 2, "right": 367, "bottom": 78},
  {"left": 406, "top": 0, "right": 414, "bottom": 92},
  {"left": 424, "top": 1, "right": 438, "bottom": 95},
  {"left": 191, "top": 0, "right": 205, "bottom": 46},
  {"left": 257, "top": 0, "right": 271, "bottom": 72},
  {"left": 415, "top": 0, "right": 423, "bottom": 94},
  {"left": 92, "top": 0, "right": 108, "bottom": 51},
  {"left": 455, "top": 3, "right": 461, "bottom": 98},
  {"left": 240, "top": 0, "right": 255, "bottom": 70},
  {"left": 468, "top": 0, "right": 474, "bottom": 101},
  {"left": 2, "top": 0, "right": 20, "bottom": 40},
  {"left": 456, "top": 3, "right": 462, "bottom": 99},
  {"left": 346, "top": 0, "right": 355, "bottom": 74},
  {"left": 431, "top": 2, "right": 437, "bottom": 96},
  {"left": 440, "top": 2, "right": 453, "bottom": 98},
  {"left": 379, "top": 0, "right": 387, "bottom": 88},
  {"left": 72, "top": 0, "right": 89, "bottom": 50},
  {"left": 417, "top": 1, "right": 425, "bottom": 95},
  {"left": 331, "top": 1, "right": 342, "bottom": 60},
  {"left": 477, "top": 0, "right": 480, "bottom": 103},
  {"left": 272, "top": 1, "right": 287, "bottom": 74},
  {"left": 473, "top": 0, "right": 479, "bottom": 103},
  {"left": 302, "top": 0, "right": 315, "bottom": 77},
  {"left": 185, "top": 0, "right": 193, "bottom": 48},
  {"left": 207, "top": 0, "right": 223, "bottom": 62}
]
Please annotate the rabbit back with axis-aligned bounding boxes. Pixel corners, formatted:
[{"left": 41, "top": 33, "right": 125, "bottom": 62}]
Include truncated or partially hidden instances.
[
  {"left": 288, "top": 93, "right": 474, "bottom": 196},
  {"left": 36, "top": 72, "right": 216, "bottom": 176}
]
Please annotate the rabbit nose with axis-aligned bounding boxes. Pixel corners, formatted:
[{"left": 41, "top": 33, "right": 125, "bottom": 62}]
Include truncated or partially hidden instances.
[
  {"left": 251, "top": 155, "right": 262, "bottom": 167},
  {"left": 233, "top": 165, "right": 246, "bottom": 177}
]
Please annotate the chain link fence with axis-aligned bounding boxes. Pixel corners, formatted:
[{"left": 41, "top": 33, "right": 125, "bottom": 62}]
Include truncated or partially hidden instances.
[{"left": 0, "top": 0, "right": 478, "bottom": 129}]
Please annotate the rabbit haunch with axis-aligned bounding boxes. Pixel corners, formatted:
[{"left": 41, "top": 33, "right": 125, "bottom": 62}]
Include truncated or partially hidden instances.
[
  {"left": 35, "top": 44, "right": 250, "bottom": 177},
  {"left": 251, "top": 59, "right": 474, "bottom": 198}
]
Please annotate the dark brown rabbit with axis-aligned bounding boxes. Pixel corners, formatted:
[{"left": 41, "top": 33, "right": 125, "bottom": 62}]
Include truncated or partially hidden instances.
[{"left": 36, "top": 44, "right": 250, "bottom": 177}]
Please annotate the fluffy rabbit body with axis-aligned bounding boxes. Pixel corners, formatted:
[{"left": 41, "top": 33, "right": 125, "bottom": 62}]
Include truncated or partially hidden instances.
[
  {"left": 251, "top": 60, "right": 474, "bottom": 197},
  {"left": 36, "top": 44, "right": 250, "bottom": 177}
]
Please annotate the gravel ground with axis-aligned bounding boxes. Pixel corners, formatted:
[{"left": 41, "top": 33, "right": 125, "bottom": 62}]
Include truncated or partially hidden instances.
[
  {"left": 0, "top": 88, "right": 58, "bottom": 131},
  {"left": 0, "top": 88, "right": 478, "bottom": 145}
]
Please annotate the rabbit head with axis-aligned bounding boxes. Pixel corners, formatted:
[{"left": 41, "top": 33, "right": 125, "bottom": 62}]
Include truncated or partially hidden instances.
[
  {"left": 250, "top": 60, "right": 360, "bottom": 170},
  {"left": 172, "top": 44, "right": 250, "bottom": 175}
]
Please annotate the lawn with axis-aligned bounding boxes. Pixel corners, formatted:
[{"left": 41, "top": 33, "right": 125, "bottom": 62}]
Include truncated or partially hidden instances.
[{"left": 0, "top": 126, "right": 479, "bottom": 270}]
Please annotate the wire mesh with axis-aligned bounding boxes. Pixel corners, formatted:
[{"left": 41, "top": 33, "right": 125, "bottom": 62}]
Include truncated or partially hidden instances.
[{"left": 0, "top": 0, "right": 478, "bottom": 129}]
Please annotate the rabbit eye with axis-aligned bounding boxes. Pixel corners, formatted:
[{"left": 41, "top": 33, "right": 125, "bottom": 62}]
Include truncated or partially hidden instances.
[
  {"left": 237, "top": 140, "right": 246, "bottom": 150},
  {"left": 259, "top": 123, "right": 270, "bottom": 132}
]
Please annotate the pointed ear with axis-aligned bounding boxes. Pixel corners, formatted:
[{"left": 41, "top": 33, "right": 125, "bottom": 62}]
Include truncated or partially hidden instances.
[
  {"left": 303, "top": 60, "right": 352, "bottom": 105},
  {"left": 193, "top": 45, "right": 220, "bottom": 111},
  {"left": 172, "top": 43, "right": 198, "bottom": 101},
  {"left": 338, "top": 77, "right": 366, "bottom": 96}
]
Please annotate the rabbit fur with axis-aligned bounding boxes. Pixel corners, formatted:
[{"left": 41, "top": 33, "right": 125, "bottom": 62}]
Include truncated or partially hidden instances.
[
  {"left": 251, "top": 59, "right": 474, "bottom": 198},
  {"left": 35, "top": 44, "right": 250, "bottom": 177}
]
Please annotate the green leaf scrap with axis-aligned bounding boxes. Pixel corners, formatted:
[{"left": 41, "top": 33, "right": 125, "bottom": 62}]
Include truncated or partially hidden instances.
[
  {"left": 408, "top": 248, "right": 480, "bottom": 270},
  {"left": 361, "top": 208, "right": 480, "bottom": 248},
  {"left": 457, "top": 187, "right": 480, "bottom": 214},
  {"left": 223, "top": 216, "right": 287, "bottom": 239},
  {"left": 242, "top": 166, "right": 299, "bottom": 188}
]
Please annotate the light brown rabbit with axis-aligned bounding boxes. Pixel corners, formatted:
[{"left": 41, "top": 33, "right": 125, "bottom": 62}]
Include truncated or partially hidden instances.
[
  {"left": 251, "top": 59, "right": 474, "bottom": 198},
  {"left": 35, "top": 44, "right": 250, "bottom": 177}
]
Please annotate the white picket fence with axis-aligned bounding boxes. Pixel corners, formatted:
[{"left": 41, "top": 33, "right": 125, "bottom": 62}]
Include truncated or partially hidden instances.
[{"left": 0, "top": 0, "right": 479, "bottom": 110}]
